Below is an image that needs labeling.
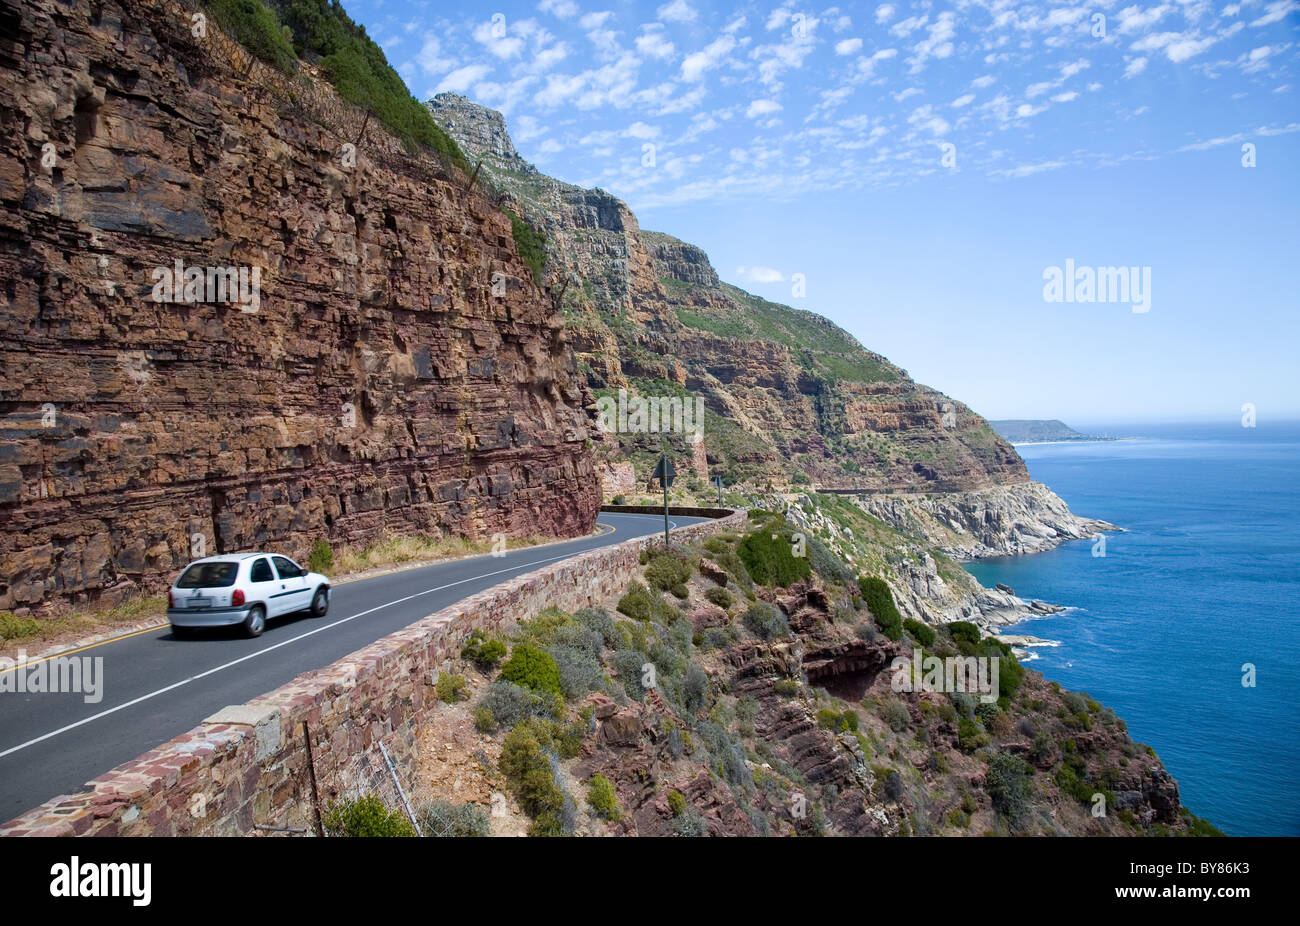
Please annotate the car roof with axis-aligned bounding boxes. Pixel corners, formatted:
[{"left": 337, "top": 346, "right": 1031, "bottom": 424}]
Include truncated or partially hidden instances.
[{"left": 185, "top": 553, "right": 280, "bottom": 564}]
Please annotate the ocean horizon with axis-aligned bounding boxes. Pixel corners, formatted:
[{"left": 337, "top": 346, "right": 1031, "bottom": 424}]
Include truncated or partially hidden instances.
[{"left": 965, "top": 420, "right": 1300, "bottom": 836}]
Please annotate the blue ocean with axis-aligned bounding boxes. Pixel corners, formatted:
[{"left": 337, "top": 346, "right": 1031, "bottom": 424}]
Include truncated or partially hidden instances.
[{"left": 965, "top": 422, "right": 1300, "bottom": 837}]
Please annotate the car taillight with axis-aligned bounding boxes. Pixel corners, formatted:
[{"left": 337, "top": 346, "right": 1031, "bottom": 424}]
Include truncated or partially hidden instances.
[
  {"left": 168, "top": 590, "right": 174, "bottom": 608},
  {"left": 231, "top": 589, "right": 245, "bottom": 606}
]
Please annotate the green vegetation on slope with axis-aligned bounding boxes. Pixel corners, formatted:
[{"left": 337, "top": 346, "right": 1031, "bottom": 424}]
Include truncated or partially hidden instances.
[{"left": 206, "top": 0, "right": 468, "bottom": 168}]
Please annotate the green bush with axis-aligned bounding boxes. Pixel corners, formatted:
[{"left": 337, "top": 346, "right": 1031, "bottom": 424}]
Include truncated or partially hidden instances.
[
  {"left": 323, "top": 795, "right": 416, "bottom": 837},
  {"left": 500, "top": 644, "right": 563, "bottom": 698},
  {"left": 986, "top": 753, "right": 1035, "bottom": 826},
  {"left": 436, "top": 672, "right": 468, "bottom": 703},
  {"left": 645, "top": 552, "right": 692, "bottom": 592},
  {"left": 947, "top": 620, "right": 981, "bottom": 647},
  {"left": 0, "top": 612, "right": 40, "bottom": 641},
  {"left": 505, "top": 209, "right": 546, "bottom": 283},
  {"left": 268, "top": 1, "right": 464, "bottom": 166},
  {"left": 807, "top": 535, "right": 853, "bottom": 583},
  {"left": 460, "top": 629, "right": 506, "bottom": 668},
  {"left": 573, "top": 606, "right": 615, "bottom": 646},
  {"left": 475, "top": 679, "right": 561, "bottom": 731},
  {"left": 587, "top": 774, "right": 622, "bottom": 821},
  {"left": 738, "top": 529, "right": 811, "bottom": 587},
  {"left": 667, "top": 789, "right": 687, "bottom": 817},
  {"left": 611, "top": 494, "right": 627, "bottom": 505},
  {"left": 547, "top": 642, "right": 602, "bottom": 699},
  {"left": 742, "top": 601, "right": 789, "bottom": 641},
  {"left": 817, "top": 709, "right": 859, "bottom": 734},
  {"left": 616, "top": 582, "right": 656, "bottom": 621},
  {"left": 499, "top": 719, "right": 571, "bottom": 836},
  {"left": 704, "top": 586, "right": 733, "bottom": 610},
  {"left": 210, "top": 0, "right": 298, "bottom": 73},
  {"left": 420, "top": 800, "right": 490, "bottom": 837},
  {"left": 881, "top": 698, "right": 911, "bottom": 732},
  {"left": 903, "top": 618, "right": 935, "bottom": 647},
  {"left": 307, "top": 539, "right": 334, "bottom": 574},
  {"left": 858, "top": 576, "right": 903, "bottom": 640}
]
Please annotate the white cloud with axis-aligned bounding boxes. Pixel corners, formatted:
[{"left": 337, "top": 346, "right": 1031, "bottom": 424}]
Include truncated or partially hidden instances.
[
  {"left": 438, "top": 64, "right": 491, "bottom": 93},
  {"left": 637, "top": 28, "right": 675, "bottom": 60},
  {"left": 416, "top": 35, "right": 455, "bottom": 74},
  {"left": 952, "top": 93, "right": 975, "bottom": 107},
  {"left": 735, "top": 265, "right": 785, "bottom": 283},
  {"left": 1116, "top": 4, "right": 1173, "bottom": 35},
  {"left": 681, "top": 34, "right": 737, "bottom": 81},
  {"left": 1124, "top": 56, "right": 1149, "bottom": 78},
  {"left": 657, "top": 0, "right": 697, "bottom": 23},
  {"left": 746, "top": 99, "right": 783, "bottom": 118},
  {"left": 538, "top": 0, "right": 578, "bottom": 18},
  {"left": 875, "top": 4, "right": 897, "bottom": 25},
  {"left": 1250, "top": 0, "right": 1298, "bottom": 26},
  {"left": 473, "top": 19, "right": 524, "bottom": 59},
  {"left": 836, "top": 38, "right": 863, "bottom": 55},
  {"left": 971, "top": 75, "right": 996, "bottom": 88}
]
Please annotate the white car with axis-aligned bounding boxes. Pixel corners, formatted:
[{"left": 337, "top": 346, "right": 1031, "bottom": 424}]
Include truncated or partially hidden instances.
[{"left": 167, "top": 553, "right": 330, "bottom": 638}]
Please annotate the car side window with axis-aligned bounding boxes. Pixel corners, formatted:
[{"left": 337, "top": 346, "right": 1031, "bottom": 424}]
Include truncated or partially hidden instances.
[
  {"left": 272, "top": 556, "right": 301, "bottom": 579},
  {"left": 250, "top": 558, "right": 274, "bottom": 583}
]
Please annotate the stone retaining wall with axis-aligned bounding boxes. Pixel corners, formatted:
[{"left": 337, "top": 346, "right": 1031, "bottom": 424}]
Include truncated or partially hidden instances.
[{"left": 0, "top": 510, "right": 743, "bottom": 836}]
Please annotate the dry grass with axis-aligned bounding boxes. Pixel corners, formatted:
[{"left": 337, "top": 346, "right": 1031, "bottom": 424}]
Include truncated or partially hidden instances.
[
  {"left": 332, "top": 533, "right": 549, "bottom": 576},
  {"left": 0, "top": 596, "right": 166, "bottom": 653}
]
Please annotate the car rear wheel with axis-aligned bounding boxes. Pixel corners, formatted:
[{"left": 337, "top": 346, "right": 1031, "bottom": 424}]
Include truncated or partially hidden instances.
[
  {"left": 310, "top": 587, "right": 329, "bottom": 617},
  {"left": 243, "top": 605, "right": 267, "bottom": 638}
]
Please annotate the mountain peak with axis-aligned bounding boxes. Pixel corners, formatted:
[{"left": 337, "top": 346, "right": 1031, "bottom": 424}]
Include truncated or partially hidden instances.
[{"left": 426, "top": 93, "right": 527, "bottom": 169}]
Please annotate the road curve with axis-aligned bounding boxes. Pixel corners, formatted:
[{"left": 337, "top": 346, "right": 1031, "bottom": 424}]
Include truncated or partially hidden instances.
[{"left": 0, "top": 512, "right": 705, "bottom": 823}]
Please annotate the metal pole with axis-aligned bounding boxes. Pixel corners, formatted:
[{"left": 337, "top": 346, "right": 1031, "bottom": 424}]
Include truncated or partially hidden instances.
[
  {"left": 379, "top": 741, "right": 422, "bottom": 836},
  {"left": 663, "top": 477, "right": 670, "bottom": 547}
]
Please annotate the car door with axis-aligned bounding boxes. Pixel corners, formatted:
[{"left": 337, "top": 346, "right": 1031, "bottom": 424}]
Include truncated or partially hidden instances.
[
  {"left": 272, "top": 556, "right": 311, "bottom": 614},
  {"left": 248, "top": 556, "right": 280, "bottom": 615}
]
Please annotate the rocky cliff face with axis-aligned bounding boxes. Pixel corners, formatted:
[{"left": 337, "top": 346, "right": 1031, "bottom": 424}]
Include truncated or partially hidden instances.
[
  {"left": 426, "top": 93, "right": 1028, "bottom": 494},
  {"left": 0, "top": 1, "right": 599, "bottom": 613}
]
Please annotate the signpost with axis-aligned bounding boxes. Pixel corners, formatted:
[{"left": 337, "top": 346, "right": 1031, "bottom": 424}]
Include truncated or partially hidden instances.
[
  {"left": 652, "top": 452, "right": 676, "bottom": 547},
  {"left": 712, "top": 474, "right": 724, "bottom": 506}
]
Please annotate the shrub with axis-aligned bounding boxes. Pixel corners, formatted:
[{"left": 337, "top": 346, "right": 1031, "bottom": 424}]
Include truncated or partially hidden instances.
[
  {"left": 573, "top": 606, "right": 615, "bottom": 646},
  {"left": 858, "top": 577, "right": 903, "bottom": 641},
  {"left": 547, "top": 643, "right": 602, "bottom": 700},
  {"left": 499, "top": 719, "right": 571, "bottom": 836},
  {"left": 611, "top": 494, "right": 627, "bottom": 505},
  {"left": 947, "top": 620, "right": 981, "bottom": 647},
  {"left": 682, "top": 664, "right": 709, "bottom": 712},
  {"left": 323, "top": 795, "right": 415, "bottom": 837},
  {"left": 903, "top": 618, "right": 936, "bottom": 647},
  {"left": 505, "top": 209, "right": 547, "bottom": 283},
  {"left": 587, "top": 775, "right": 622, "bottom": 822},
  {"left": 704, "top": 586, "right": 733, "bottom": 610},
  {"left": 667, "top": 789, "right": 687, "bottom": 817},
  {"left": 209, "top": 0, "right": 298, "bottom": 73},
  {"left": 420, "top": 800, "right": 490, "bottom": 837},
  {"left": 613, "top": 649, "right": 649, "bottom": 700},
  {"left": 986, "top": 752, "right": 1035, "bottom": 826},
  {"left": 882, "top": 698, "right": 912, "bottom": 733},
  {"left": 0, "top": 612, "right": 40, "bottom": 641},
  {"left": 460, "top": 629, "right": 506, "bottom": 668},
  {"left": 616, "top": 582, "right": 656, "bottom": 621},
  {"left": 645, "top": 552, "right": 692, "bottom": 592},
  {"left": 475, "top": 679, "right": 560, "bottom": 731},
  {"left": 307, "top": 539, "right": 334, "bottom": 574},
  {"left": 500, "top": 644, "right": 563, "bottom": 698},
  {"left": 472, "top": 707, "right": 495, "bottom": 733},
  {"left": 273, "top": 0, "right": 468, "bottom": 168},
  {"left": 807, "top": 535, "right": 853, "bottom": 583},
  {"left": 957, "top": 716, "right": 988, "bottom": 752},
  {"left": 742, "top": 601, "right": 789, "bottom": 641},
  {"left": 884, "top": 771, "right": 905, "bottom": 802},
  {"left": 738, "top": 529, "right": 812, "bottom": 587},
  {"left": 436, "top": 672, "right": 468, "bottom": 703}
]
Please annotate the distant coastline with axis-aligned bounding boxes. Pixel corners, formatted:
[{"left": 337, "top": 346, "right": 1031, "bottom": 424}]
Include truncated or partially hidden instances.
[{"left": 989, "top": 418, "right": 1123, "bottom": 444}]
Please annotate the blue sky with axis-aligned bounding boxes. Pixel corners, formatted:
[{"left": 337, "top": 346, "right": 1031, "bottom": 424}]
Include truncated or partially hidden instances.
[{"left": 347, "top": 0, "right": 1298, "bottom": 424}]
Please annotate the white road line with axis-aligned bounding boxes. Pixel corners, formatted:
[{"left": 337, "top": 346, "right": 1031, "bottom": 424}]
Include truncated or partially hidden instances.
[{"left": 0, "top": 543, "right": 603, "bottom": 761}]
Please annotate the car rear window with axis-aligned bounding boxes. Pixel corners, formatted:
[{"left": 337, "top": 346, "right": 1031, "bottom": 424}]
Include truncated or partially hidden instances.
[{"left": 177, "top": 562, "right": 238, "bottom": 588}]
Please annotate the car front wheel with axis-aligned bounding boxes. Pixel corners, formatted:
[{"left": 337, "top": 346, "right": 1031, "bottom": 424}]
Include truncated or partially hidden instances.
[
  {"left": 310, "top": 587, "right": 329, "bottom": 617},
  {"left": 243, "top": 605, "right": 267, "bottom": 638}
]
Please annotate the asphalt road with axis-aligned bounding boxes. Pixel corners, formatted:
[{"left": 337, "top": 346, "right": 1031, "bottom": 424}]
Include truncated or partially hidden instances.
[{"left": 0, "top": 511, "right": 703, "bottom": 823}]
